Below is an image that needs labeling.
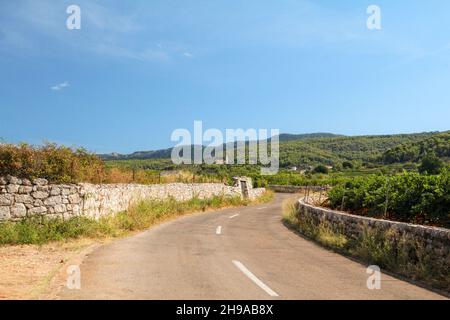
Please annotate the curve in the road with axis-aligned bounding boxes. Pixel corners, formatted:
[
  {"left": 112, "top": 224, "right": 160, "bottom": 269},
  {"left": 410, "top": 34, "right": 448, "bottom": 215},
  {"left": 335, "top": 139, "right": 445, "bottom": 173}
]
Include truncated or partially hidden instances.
[{"left": 59, "top": 194, "right": 446, "bottom": 300}]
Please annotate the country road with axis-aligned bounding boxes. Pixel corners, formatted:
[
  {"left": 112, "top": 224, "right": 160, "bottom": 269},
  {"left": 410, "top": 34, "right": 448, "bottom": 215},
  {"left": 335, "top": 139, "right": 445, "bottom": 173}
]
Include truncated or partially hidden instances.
[{"left": 59, "top": 194, "right": 446, "bottom": 300}]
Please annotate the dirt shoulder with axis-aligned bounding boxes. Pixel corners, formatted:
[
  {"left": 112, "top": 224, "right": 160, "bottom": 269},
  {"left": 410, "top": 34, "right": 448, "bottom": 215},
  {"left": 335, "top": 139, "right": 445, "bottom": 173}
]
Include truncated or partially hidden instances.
[{"left": 0, "top": 239, "right": 102, "bottom": 300}]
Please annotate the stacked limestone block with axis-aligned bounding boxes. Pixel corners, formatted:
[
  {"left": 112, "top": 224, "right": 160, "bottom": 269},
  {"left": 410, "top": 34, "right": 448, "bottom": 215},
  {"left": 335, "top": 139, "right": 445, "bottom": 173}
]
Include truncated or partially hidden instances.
[{"left": 0, "top": 176, "right": 82, "bottom": 221}]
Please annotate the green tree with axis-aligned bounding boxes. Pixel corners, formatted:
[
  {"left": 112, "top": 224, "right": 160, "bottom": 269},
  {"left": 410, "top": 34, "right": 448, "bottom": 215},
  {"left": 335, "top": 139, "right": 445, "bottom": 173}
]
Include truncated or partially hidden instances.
[
  {"left": 313, "top": 165, "right": 329, "bottom": 174},
  {"left": 342, "top": 161, "right": 353, "bottom": 169},
  {"left": 419, "top": 153, "right": 443, "bottom": 175}
]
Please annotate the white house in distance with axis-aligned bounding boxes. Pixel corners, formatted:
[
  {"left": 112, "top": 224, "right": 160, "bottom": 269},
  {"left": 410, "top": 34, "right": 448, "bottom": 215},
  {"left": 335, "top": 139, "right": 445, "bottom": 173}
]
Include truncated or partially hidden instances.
[{"left": 214, "top": 155, "right": 230, "bottom": 165}]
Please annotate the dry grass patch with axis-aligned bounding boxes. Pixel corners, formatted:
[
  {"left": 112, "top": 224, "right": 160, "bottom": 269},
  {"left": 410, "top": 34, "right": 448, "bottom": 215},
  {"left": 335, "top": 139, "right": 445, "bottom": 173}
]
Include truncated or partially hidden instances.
[{"left": 0, "top": 239, "right": 98, "bottom": 299}]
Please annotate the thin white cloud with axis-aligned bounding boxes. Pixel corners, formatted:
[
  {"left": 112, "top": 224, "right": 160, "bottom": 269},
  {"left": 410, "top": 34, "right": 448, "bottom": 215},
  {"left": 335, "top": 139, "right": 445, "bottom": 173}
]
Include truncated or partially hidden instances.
[
  {"left": 183, "top": 52, "right": 194, "bottom": 58},
  {"left": 51, "top": 81, "right": 70, "bottom": 91},
  {"left": 2, "top": 0, "right": 169, "bottom": 63},
  {"left": 82, "top": 2, "right": 140, "bottom": 33},
  {"left": 93, "top": 43, "right": 170, "bottom": 62}
]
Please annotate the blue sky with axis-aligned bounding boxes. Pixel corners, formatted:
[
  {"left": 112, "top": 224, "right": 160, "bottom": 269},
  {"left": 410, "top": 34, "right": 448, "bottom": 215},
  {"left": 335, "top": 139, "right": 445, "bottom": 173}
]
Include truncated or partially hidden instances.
[{"left": 1, "top": 0, "right": 449, "bottom": 153}]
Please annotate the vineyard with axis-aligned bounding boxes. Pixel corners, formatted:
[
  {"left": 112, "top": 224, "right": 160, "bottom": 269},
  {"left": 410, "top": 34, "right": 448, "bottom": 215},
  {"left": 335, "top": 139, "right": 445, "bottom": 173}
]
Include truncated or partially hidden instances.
[{"left": 327, "top": 170, "right": 450, "bottom": 228}]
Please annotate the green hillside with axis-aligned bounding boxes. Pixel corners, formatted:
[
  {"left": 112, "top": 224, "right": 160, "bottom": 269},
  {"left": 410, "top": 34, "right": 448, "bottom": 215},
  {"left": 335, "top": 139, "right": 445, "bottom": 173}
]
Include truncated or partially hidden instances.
[
  {"left": 279, "top": 132, "right": 439, "bottom": 168},
  {"left": 382, "top": 131, "right": 450, "bottom": 164},
  {"left": 103, "top": 131, "right": 448, "bottom": 170}
]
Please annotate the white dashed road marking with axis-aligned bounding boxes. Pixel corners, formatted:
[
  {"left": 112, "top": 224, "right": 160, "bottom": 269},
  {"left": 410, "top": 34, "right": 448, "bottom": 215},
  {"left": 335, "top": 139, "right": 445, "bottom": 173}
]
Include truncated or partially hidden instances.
[{"left": 232, "top": 260, "right": 279, "bottom": 297}]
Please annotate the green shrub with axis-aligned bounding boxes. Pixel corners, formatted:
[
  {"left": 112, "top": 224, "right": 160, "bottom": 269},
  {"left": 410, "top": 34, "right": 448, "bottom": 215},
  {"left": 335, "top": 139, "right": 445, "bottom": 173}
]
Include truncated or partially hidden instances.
[
  {"left": 313, "top": 165, "right": 329, "bottom": 174},
  {"left": 342, "top": 161, "right": 353, "bottom": 169},
  {"left": 0, "top": 143, "right": 105, "bottom": 183},
  {"left": 419, "top": 153, "right": 444, "bottom": 175}
]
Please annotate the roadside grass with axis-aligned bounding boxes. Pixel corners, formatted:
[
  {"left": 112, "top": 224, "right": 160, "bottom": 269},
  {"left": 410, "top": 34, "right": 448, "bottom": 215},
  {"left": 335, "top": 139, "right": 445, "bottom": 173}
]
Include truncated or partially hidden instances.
[
  {"left": 282, "top": 198, "right": 347, "bottom": 250},
  {"left": 316, "top": 224, "right": 348, "bottom": 249},
  {"left": 282, "top": 198, "right": 299, "bottom": 226},
  {"left": 282, "top": 197, "right": 450, "bottom": 293},
  {"left": 253, "top": 190, "right": 275, "bottom": 204},
  {"left": 0, "top": 191, "right": 273, "bottom": 246}
]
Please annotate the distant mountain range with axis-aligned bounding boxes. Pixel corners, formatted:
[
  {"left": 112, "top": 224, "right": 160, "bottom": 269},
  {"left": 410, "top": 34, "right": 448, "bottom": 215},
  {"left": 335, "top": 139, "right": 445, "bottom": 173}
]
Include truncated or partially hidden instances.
[
  {"left": 99, "top": 133, "right": 342, "bottom": 160},
  {"left": 102, "top": 148, "right": 174, "bottom": 161},
  {"left": 100, "top": 131, "right": 450, "bottom": 168}
]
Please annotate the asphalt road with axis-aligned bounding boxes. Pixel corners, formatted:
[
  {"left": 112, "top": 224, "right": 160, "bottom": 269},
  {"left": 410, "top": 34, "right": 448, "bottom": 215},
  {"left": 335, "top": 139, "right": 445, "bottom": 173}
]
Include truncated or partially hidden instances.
[{"left": 59, "top": 194, "right": 446, "bottom": 300}]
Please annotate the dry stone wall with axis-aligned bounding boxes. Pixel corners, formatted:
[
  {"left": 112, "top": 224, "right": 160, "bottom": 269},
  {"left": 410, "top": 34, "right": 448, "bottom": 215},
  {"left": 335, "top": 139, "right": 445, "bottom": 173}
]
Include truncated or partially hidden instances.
[
  {"left": 296, "top": 200, "right": 450, "bottom": 269},
  {"left": 0, "top": 175, "right": 265, "bottom": 221},
  {"left": 269, "top": 185, "right": 329, "bottom": 193}
]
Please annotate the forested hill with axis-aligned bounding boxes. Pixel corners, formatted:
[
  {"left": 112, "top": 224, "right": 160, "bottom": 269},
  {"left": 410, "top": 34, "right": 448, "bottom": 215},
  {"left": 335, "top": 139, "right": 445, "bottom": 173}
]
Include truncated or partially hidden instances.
[
  {"left": 100, "top": 147, "right": 173, "bottom": 161},
  {"left": 382, "top": 131, "right": 450, "bottom": 164},
  {"left": 99, "top": 133, "right": 341, "bottom": 161},
  {"left": 276, "top": 133, "right": 343, "bottom": 142},
  {"left": 278, "top": 132, "right": 439, "bottom": 167},
  {"left": 101, "top": 131, "right": 449, "bottom": 168}
]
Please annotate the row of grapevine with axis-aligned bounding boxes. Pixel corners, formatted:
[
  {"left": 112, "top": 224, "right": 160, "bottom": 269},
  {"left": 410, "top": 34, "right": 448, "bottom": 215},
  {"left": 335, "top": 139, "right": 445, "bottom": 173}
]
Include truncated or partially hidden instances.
[{"left": 327, "top": 169, "right": 450, "bottom": 227}]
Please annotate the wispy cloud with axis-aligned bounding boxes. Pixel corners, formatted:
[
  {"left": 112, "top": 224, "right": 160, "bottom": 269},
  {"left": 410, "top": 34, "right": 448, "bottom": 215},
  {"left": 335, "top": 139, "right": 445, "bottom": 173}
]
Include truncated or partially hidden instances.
[
  {"left": 2, "top": 0, "right": 434, "bottom": 65},
  {"left": 92, "top": 41, "right": 170, "bottom": 62},
  {"left": 51, "top": 81, "right": 70, "bottom": 91},
  {"left": 0, "top": 0, "right": 178, "bottom": 63}
]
